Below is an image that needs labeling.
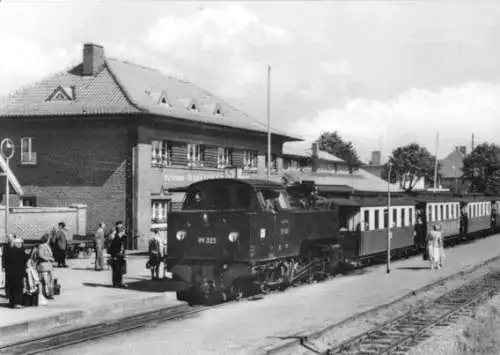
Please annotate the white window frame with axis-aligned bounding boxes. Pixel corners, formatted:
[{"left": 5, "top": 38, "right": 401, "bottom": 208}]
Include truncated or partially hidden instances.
[
  {"left": 20, "top": 137, "right": 37, "bottom": 165},
  {"left": 151, "top": 199, "right": 170, "bottom": 225},
  {"left": 187, "top": 143, "right": 204, "bottom": 168},
  {"left": 243, "top": 150, "right": 258, "bottom": 170},
  {"left": 217, "top": 147, "right": 232, "bottom": 169},
  {"left": 151, "top": 140, "right": 172, "bottom": 167}
]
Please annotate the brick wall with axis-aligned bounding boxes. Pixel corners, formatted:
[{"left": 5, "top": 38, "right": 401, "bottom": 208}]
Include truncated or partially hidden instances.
[
  {"left": 0, "top": 118, "right": 131, "bottom": 237},
  {"left": 0, "top": 204, "right": 87, "bottom": 243}
]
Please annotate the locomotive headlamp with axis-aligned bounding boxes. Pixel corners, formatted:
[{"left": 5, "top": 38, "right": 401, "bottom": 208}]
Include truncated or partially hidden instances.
[
  {"left": 202, "top": 213, "right": 209, "bottom": 224},
  {"left": 176, "top": 230, "right": 187, "bottom": 241},
  {"left": 260, "top": 228, "right": 266, "bottom": 239},
  {"left": 228, "top": 232, "right": 239, "bottom": 242}
]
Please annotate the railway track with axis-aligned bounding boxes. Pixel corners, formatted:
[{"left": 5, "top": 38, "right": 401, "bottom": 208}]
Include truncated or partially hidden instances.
[
  {"left": 0, "top": 304, "right": 207, "bottom": 355},
  {"left": 325, "top": 271, "right": 500, "bottom": 355}
]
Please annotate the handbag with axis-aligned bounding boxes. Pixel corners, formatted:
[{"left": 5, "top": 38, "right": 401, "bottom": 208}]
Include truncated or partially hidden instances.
[{"left": 53, "top": 278, "right": 61, "bottom": 296}]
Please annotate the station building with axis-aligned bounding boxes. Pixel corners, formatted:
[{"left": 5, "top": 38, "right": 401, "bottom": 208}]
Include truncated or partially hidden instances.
[{"left": 0, "top": 43, "right": 299, "bottom": 249}]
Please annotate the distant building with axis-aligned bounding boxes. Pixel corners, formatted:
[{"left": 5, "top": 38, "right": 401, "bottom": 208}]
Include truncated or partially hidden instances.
[
  {"left": 370, "top": 150, "right": 381, "bottom": 165},
  {"left": 282, "top": 141, "right": 401, "bottom": 193},
  {"left": 439, "top": 146, "right": 468, "bottom": 193}
]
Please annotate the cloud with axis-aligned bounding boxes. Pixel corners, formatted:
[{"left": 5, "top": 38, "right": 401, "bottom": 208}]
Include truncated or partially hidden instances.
[
  {"left": 290, "top": 82, "right": 500, "bottom": 162},
  {"left": 144, "top": 5, "right": 291, "bottom": 97}
]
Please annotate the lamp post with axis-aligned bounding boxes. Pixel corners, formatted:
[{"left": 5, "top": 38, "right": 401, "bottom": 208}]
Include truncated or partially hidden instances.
[
  {"left": 387, "top": 161, "right": 392, "bottom": 274},
  {"left": 1, "top": 138, "right": 14, "bottom": 238}
]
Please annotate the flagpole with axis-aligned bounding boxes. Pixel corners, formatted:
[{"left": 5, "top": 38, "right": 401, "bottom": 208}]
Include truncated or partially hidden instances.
[
  {"left": 267, "top": 65, "right": 271, "bottom": 181},
  {"left": 433, "top": 132, "right": 439, "bottom": 192}
]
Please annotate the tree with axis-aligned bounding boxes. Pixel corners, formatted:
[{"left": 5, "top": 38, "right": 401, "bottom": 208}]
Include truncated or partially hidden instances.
[
  {"left": 384, "top": 143, "right": 439, "bottom": 192},
  {"left": 462, "top": 143, "right": 500, "bottom": 195},
  {"left": 315, "top": 131, "right": 362, "bottom": 172}
]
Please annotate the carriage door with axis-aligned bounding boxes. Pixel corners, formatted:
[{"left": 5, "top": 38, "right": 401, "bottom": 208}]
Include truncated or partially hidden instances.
[
  {"left": 415, "top": 202, "right": 427, "bottom": 247},
  {"left": 460, "top": 201, "right": 468, "bottom": 235}
]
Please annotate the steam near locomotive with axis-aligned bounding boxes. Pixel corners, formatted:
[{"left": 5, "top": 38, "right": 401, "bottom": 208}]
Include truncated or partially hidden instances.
[{"left": 166, "top": 178, "right": 500, "bottom": 305}]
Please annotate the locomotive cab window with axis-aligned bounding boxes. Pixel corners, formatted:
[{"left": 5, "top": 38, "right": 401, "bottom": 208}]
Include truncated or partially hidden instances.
[{"left": 257, "top": 188, "right": 291, "bottom": 212}]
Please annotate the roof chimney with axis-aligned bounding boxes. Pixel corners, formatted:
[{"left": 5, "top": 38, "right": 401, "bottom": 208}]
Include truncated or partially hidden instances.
[
  {"left": 83, "top": 43, "right": 105, "bottom": 76},
  {"left": 371, "top": 150, "right": 381, "bottom": 165}
]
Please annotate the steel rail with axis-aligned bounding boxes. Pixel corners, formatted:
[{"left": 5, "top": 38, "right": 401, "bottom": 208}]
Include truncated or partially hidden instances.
[
  {"left": 326, "top": 272, "right": 500, "bottom": 355},
  {"left": 0, "top": 305, "right": 207, "bottom": 355}
]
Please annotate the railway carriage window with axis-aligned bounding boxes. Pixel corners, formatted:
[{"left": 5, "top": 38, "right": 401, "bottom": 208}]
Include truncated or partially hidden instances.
[
  {"left": 440, "top": 205, "right": 444, "bottom": 221},
  {"left": 401, "top": 208, "right": 406, "bottom": 227},
  {"left": 409, "top": 208, "right": 413, "bottom": 225},
  {"left": 434, "top": 205, "right": 438, "bottom": 221},
  {"left": 363, "top": 210, "right": 370, "bottom": 231},
  {"left": 445, "top": 205, "right": 449, "bottom": 220},
  {"left": 392, "top": 208, "right": 398, "bottom": 228},
  {"left": 374, "top": 210, "right": 380, "bottom": 230},
  {"left": 383, "top": 209, "right": 388, "bottom": 229},
  {"left": 428, "top": 206, "right": 432, "bottom": 222}
]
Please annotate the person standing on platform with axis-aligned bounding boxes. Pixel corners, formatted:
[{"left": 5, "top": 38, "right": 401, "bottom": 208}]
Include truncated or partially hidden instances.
[
  {"left": 427, "top": 225, "right": 443, "bottom": 270},
  {"left": 148, "top": 230, "right": 165, "bottom": 280},
  {"left": 38, "top": 234, "right": 55, "bottom": 299},
  {"left": 5, "top": 238, "right": 28, "bottom": 308},
  {"left": 108, "top": 221, "right": 127, "bottom": 288},
  {"left": 54, "top": 222, "right": 68, "bottom": 268},
  {"left": 2, "top": 234, "right": 15, "bottom": 299},
  {"left": 94, "top": 223, "right": 105, "bottom": 271},
  {"left": 436, "top": 224, "right": 445, "bottom": 268}
]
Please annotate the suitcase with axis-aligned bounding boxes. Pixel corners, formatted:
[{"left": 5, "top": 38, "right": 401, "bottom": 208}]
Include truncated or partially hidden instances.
[{"left": 22, "top": 291, "right": 39, "bottom": 307}]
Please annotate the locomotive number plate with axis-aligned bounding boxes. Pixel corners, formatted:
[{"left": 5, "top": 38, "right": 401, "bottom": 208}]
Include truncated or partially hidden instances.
[{"left": 198, "top": 237, "right": 217, "bottom": 245}]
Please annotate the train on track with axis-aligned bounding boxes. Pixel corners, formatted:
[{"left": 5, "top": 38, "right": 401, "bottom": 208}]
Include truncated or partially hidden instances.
[{"left": 166, "top": 178, "right": 500, "bottom": 305}]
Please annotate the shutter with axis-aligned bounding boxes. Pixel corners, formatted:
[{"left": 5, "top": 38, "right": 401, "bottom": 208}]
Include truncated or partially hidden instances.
[
  {"left": 233, "top": 149, "right": 244, "bottom": 168},
  {"left": 172, "top": 142, "right": 187, "bottom": 166},
  {"left": 204, "top": 146, "right": 218, "bottom": 168}
]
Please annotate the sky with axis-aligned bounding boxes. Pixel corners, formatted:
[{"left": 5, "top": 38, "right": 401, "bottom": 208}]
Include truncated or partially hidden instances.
[{"left": 1, "top": 0, "right": 500, "bottom": 163}]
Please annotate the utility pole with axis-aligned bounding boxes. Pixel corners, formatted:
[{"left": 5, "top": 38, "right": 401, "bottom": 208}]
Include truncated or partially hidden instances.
[
  {"left": 433, "top": 132, "right": 439, "bottom": 192},
  {"left": 267, "top": 65, "right": 271, "bottom": 181},
  {"left": 0, "top": 138, "right": 14, "bottom": 238},
  {"left": 387, "top": 161, "right": 392, "bottom": 274}
]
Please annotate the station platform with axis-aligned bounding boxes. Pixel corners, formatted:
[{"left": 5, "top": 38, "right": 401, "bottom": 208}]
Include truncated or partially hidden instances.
[
  {"left": 50, "top": 233, "right": 500, "bottom": 355},
  {"left": 0, "top": 254, "right": 185, "bottom": 347}
]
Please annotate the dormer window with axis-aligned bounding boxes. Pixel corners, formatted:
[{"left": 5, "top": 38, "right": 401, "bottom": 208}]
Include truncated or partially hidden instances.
[
  {"left": 46, "top": 85, "right": 75, "bottom": 102},
  {"left": 190, "top": 103, "right": 198, "bottom": 112},
  {"left": 212, "top": 103, "right": 224, "bottom": 117},
  {"left": 148, "top": 90, "right": 171, "bottom": 107}
]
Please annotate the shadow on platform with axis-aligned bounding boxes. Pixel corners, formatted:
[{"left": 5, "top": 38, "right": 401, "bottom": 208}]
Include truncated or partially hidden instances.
[
  {"left": 83, "top": 279, "right": 186, "bottom": 293},
  {"left": 397, "top": 266, "right": 432, "bottom": 271}
]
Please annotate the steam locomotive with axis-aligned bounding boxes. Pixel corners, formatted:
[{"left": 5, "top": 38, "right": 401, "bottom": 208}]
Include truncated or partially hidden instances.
[{"left": 166, "top": 178, "right": 500, "bottom": 305}]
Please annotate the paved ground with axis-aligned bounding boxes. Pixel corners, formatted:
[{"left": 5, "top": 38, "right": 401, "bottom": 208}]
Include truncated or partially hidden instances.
[
  {"left": 0, "top": 253, "right": 184, "bottom": 346},
  {"left": 48, "top": 234, "right": 500, "bottom": 355}
]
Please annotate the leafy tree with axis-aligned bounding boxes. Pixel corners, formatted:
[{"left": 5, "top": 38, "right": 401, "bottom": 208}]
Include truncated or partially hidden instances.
[
  {"left": 315, "top": 131, "right": 362, "bottom": 172},
  {"left": 462, "top": 143, "right": 500, "bottom": 195},
  {"left": 383, "top": 143, "right": 440, "bottom": 192}
]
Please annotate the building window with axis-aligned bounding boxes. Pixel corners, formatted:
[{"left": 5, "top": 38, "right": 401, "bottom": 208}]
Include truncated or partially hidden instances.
[
  {"left": 289, "top": 159, "right": 299, "bottom": 170},
  {"left": 21, "top": 196, "right": 37, "bottom": 207},
  {"left": 428, "top": 205, "right": 432, "bottom": 222},
  {"left": 151, "top": 140, "right": 173, "bottom": 167},
  {"left": 243, "top": 150, "right": 258, "bottom": 170},
  {"left": 187, "top": 143, "right": 205, "bottom": 168},
  {"left": 265, "top": 153, "right": 278, "bottom": 172},
  {"left": 217, "top": 147, "right": 233, "bottom": 169},
  {"left": 20, "top": 137, "right": 37, "bottom": 165},
  {"left": 151, "top": 200, "right": 170, "bottom": 225}
]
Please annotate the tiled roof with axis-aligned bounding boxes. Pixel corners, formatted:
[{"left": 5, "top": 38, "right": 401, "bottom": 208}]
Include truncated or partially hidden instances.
[
  {"left": 0, "top": 46, "right": 299, "bottom": 140},
  {"left": 105, "top": 59, "right": 296, "bottom": 138},
  {"left": 0, "top": 64, "right": 138, "bottom": 117},
  {"left": 282, "top": 141, "right": 344, "bottom": 162},
  {"left": 439, "top": 150, "right": 466, "bottom": 178}
]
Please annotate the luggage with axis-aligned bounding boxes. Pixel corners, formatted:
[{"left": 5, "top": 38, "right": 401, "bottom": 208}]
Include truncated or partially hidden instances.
[
  {"left": 22, "top": 291, "right": 39, "bottom": 307},
  {"left": 53, "top": 278, "right": 61, "bottom": 296}
]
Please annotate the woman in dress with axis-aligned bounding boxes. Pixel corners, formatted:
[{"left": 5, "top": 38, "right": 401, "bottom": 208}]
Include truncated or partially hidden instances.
[{"left": 427, "top": 224, "right": 443, "bottom": 269}]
